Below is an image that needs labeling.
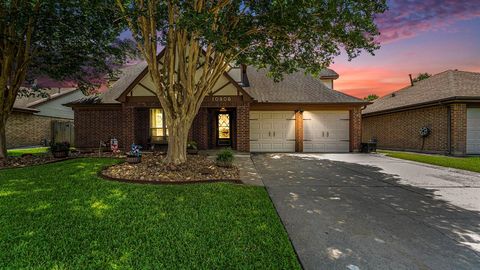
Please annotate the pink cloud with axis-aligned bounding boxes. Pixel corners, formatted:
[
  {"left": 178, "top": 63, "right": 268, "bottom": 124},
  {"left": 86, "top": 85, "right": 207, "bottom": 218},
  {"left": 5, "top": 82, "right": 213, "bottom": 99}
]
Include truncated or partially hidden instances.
[
  {"left": 332, "top": 65, "right": 409, "bottom": 98},
  {"left": 333, "top": 62, "right": 480, "bottom": 98},
  {"left": 376, "top": 0, "right": 480, "bottom": 43}
]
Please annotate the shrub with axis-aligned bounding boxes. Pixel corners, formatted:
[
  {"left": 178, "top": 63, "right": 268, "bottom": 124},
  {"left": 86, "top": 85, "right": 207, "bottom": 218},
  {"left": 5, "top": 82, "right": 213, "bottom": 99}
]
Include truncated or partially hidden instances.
[
  {"left": 187, "top": 141, "right": 198, "bottom": 150},
  {"left": 216, "top": 148, "right": 234, "bottom": 167}
]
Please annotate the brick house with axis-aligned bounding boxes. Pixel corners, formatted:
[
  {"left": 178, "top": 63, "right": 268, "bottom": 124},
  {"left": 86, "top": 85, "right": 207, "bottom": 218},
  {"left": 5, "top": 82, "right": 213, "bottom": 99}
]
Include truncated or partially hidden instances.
[
  {"left": 362, "top": 70, "right": 480, "bottom": 156},
  {"left": 7, "top": 88, "right": 84, "bottom": 148},
  {"left": 67, "top": 58, "right": 368, "bottom": 153}
]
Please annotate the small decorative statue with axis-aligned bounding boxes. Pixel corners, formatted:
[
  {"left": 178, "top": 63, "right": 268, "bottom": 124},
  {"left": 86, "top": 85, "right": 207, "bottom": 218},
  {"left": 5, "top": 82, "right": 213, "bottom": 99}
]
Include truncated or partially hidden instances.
[
  {"left": 110, "top": 138, "right": 120, "bottom": 154},
  {"left": 130, "top": 144, "right": 142, "bottom": 156},
  {"left": 126, "top": 144, "right": 142, "bottom": 164}
]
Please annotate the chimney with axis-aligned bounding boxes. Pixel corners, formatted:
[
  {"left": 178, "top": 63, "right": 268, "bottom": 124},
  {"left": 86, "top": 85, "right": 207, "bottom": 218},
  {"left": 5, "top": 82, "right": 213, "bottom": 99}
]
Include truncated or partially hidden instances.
[
  {"left": 241, "top": 64, "right": 249, "bottom": 87},
  {"left": 409, "top": 74, "right": 414, "bottom": 86}
]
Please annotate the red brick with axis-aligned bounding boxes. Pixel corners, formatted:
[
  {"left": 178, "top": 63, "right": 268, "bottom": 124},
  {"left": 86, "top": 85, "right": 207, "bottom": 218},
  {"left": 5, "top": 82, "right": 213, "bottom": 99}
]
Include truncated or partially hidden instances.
[{"left": 362, "top": 104, "right": 467, "bottom": 156}]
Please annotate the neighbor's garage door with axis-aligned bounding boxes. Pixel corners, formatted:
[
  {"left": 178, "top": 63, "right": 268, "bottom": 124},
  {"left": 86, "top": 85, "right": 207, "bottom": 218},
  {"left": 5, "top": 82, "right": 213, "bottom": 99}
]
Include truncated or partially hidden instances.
[
  {"left": 303, "top": 111, "right": 350, "bottom": 152},
  {"left": 467, "top": 108, "right": 480, "bottom": 154},
  {"left": 250, "top": 111, "right": 296, "bottom": 152}
]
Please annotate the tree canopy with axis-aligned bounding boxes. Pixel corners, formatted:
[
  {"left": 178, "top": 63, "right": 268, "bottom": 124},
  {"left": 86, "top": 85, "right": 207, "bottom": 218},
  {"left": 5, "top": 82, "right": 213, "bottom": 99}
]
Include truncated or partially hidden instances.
[
  {"left": 0, "top": 0, "right": 134, "bottom": 157},
  {"left": 115, "top": 0, "right": 388, "bottom": 164},
  {"left": 412, "top": 72, "right": 432, "bottom": 83},
  {"left": 364, "top": 94, "right": 379, "bottom": 101},
  {"left": 119, "top": 0, "right": 387, "bottom": 79}
]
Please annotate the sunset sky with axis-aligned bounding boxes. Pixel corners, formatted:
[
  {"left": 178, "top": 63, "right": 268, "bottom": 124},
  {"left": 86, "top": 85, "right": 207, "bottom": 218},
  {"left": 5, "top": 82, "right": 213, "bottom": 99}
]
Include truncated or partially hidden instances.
[{"left": 332, "top": 0, "right": 480, "bottom": 98}]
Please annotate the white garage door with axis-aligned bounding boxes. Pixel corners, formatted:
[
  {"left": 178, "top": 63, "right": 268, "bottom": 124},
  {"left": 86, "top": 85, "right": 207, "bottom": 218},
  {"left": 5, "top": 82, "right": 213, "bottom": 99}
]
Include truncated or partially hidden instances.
[
  {"left": 303, "top": 111, "right": 350, "bottom": 152},
  {"left": 467, "top": 108, "right": 480, "bottom": 154},
  {"left": 250, "top": 111, "right": 296, "bottom": 152}
]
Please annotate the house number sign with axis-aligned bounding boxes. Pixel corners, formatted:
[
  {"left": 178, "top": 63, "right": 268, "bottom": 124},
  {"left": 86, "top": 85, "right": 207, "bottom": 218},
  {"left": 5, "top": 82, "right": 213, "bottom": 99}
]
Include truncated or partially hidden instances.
[{"left": 212, "top": 96, "right": 232, "bottom": 102}]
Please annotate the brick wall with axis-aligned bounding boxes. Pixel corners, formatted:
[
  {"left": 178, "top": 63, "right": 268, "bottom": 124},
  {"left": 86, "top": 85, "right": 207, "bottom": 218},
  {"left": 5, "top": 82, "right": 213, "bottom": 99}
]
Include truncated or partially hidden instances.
[
  {"left": 450, "top": 103, "right": 467, "bottom": 155},
  {"left": 191, "top": 108, "right": 209, "bottom": 150},
  {"left": 350, "top": 107, "right": 362, "bottom": 152},
  {"left": 6, "top": 112, "right": 70, "bottom": 148},
  {"left": 362, "top": 105, "right": 450, "bottom": 154},
  {"left": 74, "top": 107, "right": 123, "bottom": 149},
  {"left": 295, "top": 111, "right": 303, "bottom": 152},
  {"left": 236, "top": 104, "right": 250, "bottom": 152},
  {"left": 122, "top": 106, "right": 135, "bottom": 149}
]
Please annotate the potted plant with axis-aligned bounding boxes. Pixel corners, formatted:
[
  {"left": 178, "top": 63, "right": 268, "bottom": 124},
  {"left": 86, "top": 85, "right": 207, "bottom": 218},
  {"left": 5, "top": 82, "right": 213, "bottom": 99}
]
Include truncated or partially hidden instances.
[
  {"left": 126, "top": 144, "right": 142, "bottom": 164},
  {"left": 216, "top": 148, "right": 234, "bottom": 167},
  {"left": 50, "top": 141, "right": 70, "bottom": 158},
  {"left": 187, "top": 141, "right": 198, "bottom": 155}
]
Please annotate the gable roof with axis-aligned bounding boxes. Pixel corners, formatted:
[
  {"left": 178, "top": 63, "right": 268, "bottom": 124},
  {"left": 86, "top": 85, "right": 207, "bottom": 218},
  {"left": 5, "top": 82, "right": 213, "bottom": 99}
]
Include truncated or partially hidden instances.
[
  {"left": 13, "top": 88, "right": 79, "bottom": 113},
  {"left": 363, "top": 70, "right": 480, "bottom": 115},
  {"left": 243, "top": 68, "right": 364, "bottom": 104},
  {"left": 318, "top": 68, "right": 339, "bottom": 79},
  {"left": 100, "top": 62, "right": 148, "bottom": 104},
  {"left": 69, "top": 60, "right": 353, "bottom": 106}
]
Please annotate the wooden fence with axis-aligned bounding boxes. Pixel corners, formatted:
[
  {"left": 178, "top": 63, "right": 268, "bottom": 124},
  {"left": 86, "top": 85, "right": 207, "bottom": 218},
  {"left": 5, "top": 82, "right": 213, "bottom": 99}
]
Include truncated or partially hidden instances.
[{"left": 52, "top": 121, "right": 74, "bottom": 145}]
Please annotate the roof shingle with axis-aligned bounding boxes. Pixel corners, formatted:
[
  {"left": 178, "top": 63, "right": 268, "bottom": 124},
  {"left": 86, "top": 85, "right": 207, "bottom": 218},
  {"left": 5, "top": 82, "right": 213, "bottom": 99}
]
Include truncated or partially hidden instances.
[
  {"left": 74, "top": 61, "right": 356, "bottom": 105},
  {"left": 363, "top": 70, "right": 480, "bottom": 115},
  {"left": 14, "top": 88, "right": 78, "bottom": 111},
  {"left": 243, "top": 68, "right": 364, "bottom": 104}
]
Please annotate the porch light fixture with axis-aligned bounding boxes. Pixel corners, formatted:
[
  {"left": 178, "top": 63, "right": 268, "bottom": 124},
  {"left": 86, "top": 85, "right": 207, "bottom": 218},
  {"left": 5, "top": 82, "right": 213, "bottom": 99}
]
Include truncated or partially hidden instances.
[{"left": 219, "top": 107, "right": 227, "bottom": 112}]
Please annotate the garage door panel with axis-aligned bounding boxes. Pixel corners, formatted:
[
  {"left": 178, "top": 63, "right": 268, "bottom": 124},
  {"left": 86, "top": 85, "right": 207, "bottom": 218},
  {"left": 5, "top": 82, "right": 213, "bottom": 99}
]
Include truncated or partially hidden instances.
[
  {"left": 250, "top": 111, "right": 295, "bottom": 152},
  {"left": 260, "top": 133, "right": 272, "bottom": 140},
  {"left": 250, "top": 112, "right": 260, "bottom": 120},
  {"left": 260, "top": 144, "right": 273, "bottom": 151},
  {"left": 273, "top": 122, "right": 285, "bottom": 130},
  {"left": 468, "top": 119, "right": 480, "bottom": 127},
  {"left": 261, "top": 122, "right": 273, "bottom": 129},
  {"left": 326, "top": 130, "right": 349, "bottom": 140},
  {"left": 304, "top": 142, "right": 325, "bottom": 152},
  {"left": 250, "top": 133, "right": 261, "bottom": 140},
  {"left": 325, "top": 142, "right": 350, "bottom": 152},
  {"left": 303, "top": 111, "right": 350, "bottom": 153},
  {"left": 250, "top": 122, "right": 261, "bottom": 129},
  {"left": 250, "top": 142, "right": 261, "bottom": 152},
  {"left": 305, "top": 131, "right": 324, "bottom": 140},
  {"left": 467, "top": 108, "right": 480, "bottom": 154}
]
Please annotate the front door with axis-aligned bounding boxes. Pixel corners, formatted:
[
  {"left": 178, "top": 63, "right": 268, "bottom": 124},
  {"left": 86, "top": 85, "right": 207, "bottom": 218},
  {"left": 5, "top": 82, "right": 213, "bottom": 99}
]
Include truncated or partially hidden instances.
[{"left": 217, "top": 112, "right": 232, "bottom": 147}]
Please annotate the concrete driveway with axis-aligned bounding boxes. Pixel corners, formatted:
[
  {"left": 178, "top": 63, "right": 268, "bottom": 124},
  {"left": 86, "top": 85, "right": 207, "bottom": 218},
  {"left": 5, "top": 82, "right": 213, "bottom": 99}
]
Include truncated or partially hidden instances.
[{"left": 252, "top": 153, "right": 480, "bottom": 270}]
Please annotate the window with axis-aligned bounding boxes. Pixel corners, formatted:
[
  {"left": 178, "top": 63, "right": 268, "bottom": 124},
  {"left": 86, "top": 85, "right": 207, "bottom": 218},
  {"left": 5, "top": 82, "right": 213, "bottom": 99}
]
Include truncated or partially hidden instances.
[
  {"left": 218, "top": 113, "right": 230, "bottom": 139},
  {"left": 150, "top": 108, "right": 168, "bottom": 143}
]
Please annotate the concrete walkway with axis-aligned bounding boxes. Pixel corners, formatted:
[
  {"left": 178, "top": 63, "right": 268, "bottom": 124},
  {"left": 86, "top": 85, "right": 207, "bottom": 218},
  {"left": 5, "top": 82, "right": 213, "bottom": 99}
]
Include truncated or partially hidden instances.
[
  {"left": 234, "top": 155, "right": 264, "bottom": 186},
  {"left": 201, "top": 150, "right": 263, "bottom": 186},
  {"left": 252, "top": 153, "right": 480, "bottom": 270}
]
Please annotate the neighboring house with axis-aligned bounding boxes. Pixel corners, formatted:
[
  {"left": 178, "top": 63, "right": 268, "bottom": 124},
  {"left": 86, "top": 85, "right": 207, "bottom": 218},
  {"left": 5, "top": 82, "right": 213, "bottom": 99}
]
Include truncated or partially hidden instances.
[
  {"left": 7, "top": 88, "right": 85, "bottom": 148},
  {"left": 362, "top": 70, "right": 480, "bottom": 156},
  {"left": 67, "top": 53, "right": 367, "bottom": 153}
]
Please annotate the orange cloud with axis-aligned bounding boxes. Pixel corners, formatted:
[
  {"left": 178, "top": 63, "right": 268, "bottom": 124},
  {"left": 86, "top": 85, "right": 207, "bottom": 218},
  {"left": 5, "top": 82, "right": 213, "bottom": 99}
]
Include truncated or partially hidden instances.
[{"left": 332, "top": 65, "right": 410, "bottom": 98}]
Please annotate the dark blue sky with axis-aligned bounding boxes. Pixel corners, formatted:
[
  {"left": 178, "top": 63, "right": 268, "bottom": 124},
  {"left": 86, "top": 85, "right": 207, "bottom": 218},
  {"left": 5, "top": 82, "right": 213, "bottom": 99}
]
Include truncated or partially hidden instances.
[{"left": 332, "top": 0, "right": 480, "bottom": 97}]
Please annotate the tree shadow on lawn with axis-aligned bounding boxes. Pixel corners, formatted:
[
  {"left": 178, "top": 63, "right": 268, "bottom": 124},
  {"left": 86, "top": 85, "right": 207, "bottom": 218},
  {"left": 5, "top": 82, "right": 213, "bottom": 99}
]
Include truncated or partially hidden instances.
[
  {"left": 253, "top": 154, "right": 480, "bottom": 270},
  {"left": 0, "top": 158, "right": 301, "bottom": 269}
]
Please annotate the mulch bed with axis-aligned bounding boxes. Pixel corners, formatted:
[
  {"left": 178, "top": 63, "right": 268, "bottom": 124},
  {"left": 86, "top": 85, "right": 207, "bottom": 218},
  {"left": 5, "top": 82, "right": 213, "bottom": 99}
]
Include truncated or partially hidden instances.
[
  {"left": 0, "top": 154, "right": 61, "bottom": 169},
  {"left": 101, "top": 153, "right": 239, "bottom": 183},
  {"left": 0, "top": 151, "right": 122, "bottom": 169}
]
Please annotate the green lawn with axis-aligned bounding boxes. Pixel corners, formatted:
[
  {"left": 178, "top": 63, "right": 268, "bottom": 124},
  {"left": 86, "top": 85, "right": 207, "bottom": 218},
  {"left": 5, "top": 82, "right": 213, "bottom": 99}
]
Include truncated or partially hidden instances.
[
  {"left": 7, "top": 147, "right": 49, "bottom": 157},
  {"left": 380, "top": 150, "right": 480, "bottom": 173},
  {"left": 0, "top": 158, "right": 300, "bottom": 269}
]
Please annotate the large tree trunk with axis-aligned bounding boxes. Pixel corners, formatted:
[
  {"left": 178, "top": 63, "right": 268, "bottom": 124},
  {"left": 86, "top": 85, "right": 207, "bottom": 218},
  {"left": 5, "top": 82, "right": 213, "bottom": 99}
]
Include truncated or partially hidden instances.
[
  {"left": 0, "top": 117, "right": 7, "bottom": 159},
  {"left": 165, "top": 116, "right": 193, "bottom": 164}
]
